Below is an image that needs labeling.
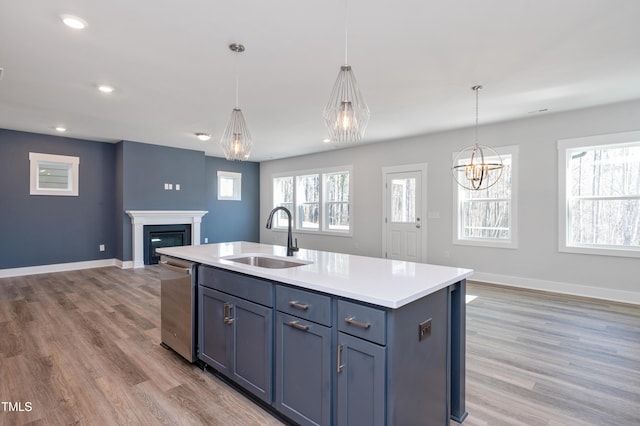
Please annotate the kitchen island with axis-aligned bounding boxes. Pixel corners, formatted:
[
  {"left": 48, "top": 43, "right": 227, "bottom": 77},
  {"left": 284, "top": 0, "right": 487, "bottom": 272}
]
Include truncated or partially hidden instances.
[{"left": 157, "top": 241, "right": 472, "bottom": 426}]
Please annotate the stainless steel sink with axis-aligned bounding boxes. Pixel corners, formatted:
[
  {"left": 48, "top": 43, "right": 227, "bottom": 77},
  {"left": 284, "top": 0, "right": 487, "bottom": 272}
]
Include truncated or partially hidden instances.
[{"left": 224, "top": 255, "right": 310, "bottom": 269}]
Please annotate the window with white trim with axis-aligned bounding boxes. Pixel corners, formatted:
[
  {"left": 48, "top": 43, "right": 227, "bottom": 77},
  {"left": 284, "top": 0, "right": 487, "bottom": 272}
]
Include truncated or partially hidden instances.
[
  {"left": 453, "top": 145, "right": 518, "bottom": 248},
  {"left": 29, "top": 152, "right": 80, "bottom": 196},
  {"left": 217, "top": 171, "right": 242, "bottom": 200},
  {"left": 558, "top": 131, "right": 640, "bottom": 257},
  {"left": 272, "top": 166, "right": 352, "bottom": 235}
]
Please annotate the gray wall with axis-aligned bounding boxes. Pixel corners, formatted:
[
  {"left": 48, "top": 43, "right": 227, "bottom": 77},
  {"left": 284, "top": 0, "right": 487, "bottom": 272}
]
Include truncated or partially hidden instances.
[
  {"left": 117, "top": 141, "right": 261, "bottom": 261},
  {"left": 118, "top": 141, "right": 207, "bottom": 261},
  {"left": 203, "top": 156, "right": 260, "bottom": 244},
  {"left": 259, "top": 99, "right": 640, "bottom": 302},
  {"left": 0, "top": 131, "right": 261, "bottom": 269},
  {"left": 0, "top": 129, "right": 116, "bottom": 268}
]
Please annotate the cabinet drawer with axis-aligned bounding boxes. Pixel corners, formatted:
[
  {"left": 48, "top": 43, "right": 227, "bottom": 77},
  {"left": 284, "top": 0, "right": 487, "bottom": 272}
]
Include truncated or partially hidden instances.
[
  {"left": 337, "top": 300, "right": 386, "bottom": 345},
  {"left": 198, "top": 266, "right": 273, "bottom": 307},
  {"left": 276, "top": 285, "right": 331, "bottom": 327}
]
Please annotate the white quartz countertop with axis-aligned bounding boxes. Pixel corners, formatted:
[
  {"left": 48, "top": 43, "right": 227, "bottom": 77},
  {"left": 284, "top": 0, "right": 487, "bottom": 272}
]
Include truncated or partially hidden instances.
[{"left": 157, "top": 241, "right": 473, "bottom": 309}]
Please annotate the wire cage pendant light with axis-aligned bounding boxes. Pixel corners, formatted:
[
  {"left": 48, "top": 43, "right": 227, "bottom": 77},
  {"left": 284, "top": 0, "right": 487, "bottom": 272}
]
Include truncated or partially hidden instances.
[
  {"left": 221, "top": 43, "right": 252, "bottom": 161},
  {"left": 323, "top": 0, "right": 370, "bottom": 143},
  {"left": 452, "top": 85, "right": 504, "bottom": 190}
]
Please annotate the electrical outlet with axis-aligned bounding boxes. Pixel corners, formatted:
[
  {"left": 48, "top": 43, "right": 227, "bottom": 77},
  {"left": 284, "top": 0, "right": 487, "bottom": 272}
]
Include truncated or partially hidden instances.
[
  {"left": 99, "top": 244, "right": 105, "bottom": 252},
  {"left": 418, "top": 319, "right": 432, "bottom": 341},
  {"left": 204, "top": 237, "right": 208, "bottom": 243},
  {"left": 175, "top": 184, "right": 181, "bottom": 191},
  {"left": 164, "top": 183, "right": 169, "bottom": 190},
  {"left": 168, "top": 183, "right": 173, "bottom": 190}
]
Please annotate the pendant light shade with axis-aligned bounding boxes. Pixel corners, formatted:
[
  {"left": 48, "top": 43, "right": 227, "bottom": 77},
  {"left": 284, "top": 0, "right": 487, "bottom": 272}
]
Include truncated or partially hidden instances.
[
  {"left": 452, "top": 85, "right": 504, "bottom": 190},
  {"left": 323, "top": 65, "right": 370, "bottom": 142},
  {"left": 221, "top": 43, "right": 252, "bottom": 161},
  {"left": 221, "top": 108, "right": 252, "bottom": 161},
  {"left": 323, "top": 0, "right": 369, "bottom": 143}
]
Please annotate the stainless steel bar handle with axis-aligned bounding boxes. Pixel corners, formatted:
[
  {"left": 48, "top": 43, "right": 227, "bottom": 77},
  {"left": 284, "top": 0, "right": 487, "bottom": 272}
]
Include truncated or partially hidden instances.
[
  {"left": 287, "top": 320, "right": 309, "bottom": 331},
  {"left": 289, "top": 300, "right": 309, "bottom": 310},
  {"left": 337, "top": 344, "right": 344, "bottom": 373},
  {"left": 224, "top": 303, "right": 234, "bottom": 324},
  {"left": 344, "top": 317, "right": 370, "bottom": 329},
  {"left": 159, "top": 260, "right": 192, "bottom": 274}
]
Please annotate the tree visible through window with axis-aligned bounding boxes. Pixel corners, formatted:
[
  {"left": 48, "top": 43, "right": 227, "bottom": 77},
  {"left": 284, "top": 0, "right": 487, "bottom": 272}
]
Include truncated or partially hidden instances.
[
  {"left": 454, "top": 145, "right": 518, "bottom": 248},
  {"left": 325, "top": 172, "right": 350, "bottom": 231},
  {"left": 272, "top": 167, "right": 352, "bottom": 234},
  {"left": 566, "top": 143, "right": 640, "bottom": 249},
  {"left": 297, "top": 175, "right": 320, "bottom": 230}
]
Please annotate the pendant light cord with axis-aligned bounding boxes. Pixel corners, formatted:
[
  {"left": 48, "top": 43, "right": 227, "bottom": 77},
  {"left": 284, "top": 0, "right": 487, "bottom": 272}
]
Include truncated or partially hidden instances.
[
  {"left": 344, "top": 0, "right": 349, "bottom": 65},
  {"left": 235, "top": 50, "right": 240, "bottom": 108}
]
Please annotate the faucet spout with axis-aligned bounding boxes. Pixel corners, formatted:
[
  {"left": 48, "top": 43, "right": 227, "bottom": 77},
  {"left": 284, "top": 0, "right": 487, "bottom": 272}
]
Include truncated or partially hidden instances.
[{"left": 266, "top": 206, "right": 299, "bottom": 256}]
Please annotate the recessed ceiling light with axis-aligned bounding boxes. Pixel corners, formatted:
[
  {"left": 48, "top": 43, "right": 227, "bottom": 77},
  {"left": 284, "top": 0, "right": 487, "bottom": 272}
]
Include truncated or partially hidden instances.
[
  {"left": 322, "top": 138, "right": 331, "bottom": 143},
  {"left": 60, "top": 14, "right": 88, "bottom": 30},
  {"left": 55, "top": 126, "right": 67, "bottom": 132},
  {"left": 195, "top": 133, "right": 211, "bottom": 141},
  {"left": 97, "top": 85, "right": 114, "bottom": 93}
]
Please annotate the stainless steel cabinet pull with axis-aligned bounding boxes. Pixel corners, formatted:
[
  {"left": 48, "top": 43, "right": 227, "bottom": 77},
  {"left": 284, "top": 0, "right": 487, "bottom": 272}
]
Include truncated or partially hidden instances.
[
  {"left": 288, "top": 320, "right": 309, "bottom": 331},
  {"left": 344, "top": 317, "right": 370, "bottom": 329},
  {"left": 337, "top": 344, "right": 344, "bottom": 373},
  {"left": 224, "top": 303, "right": 234, "bottom": 325},
  {"left": 289, "top": 300, "right": 309, "bottom": 310}
]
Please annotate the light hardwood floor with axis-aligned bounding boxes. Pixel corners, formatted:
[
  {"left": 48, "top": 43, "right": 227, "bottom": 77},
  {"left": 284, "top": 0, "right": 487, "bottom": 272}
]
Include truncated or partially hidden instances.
[{"left": 0, "top": 267, "right": 638, "bottom": 425}]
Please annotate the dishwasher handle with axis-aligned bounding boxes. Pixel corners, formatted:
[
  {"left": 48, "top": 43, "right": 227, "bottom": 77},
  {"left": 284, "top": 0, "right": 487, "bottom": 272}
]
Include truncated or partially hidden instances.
[{"left": 159, "top": 260, "right": 192, "bottom": 275}]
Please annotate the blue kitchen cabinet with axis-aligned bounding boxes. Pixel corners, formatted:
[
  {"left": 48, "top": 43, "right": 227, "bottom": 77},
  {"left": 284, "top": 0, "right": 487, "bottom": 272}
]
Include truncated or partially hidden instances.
[
  {"left": 274, "top": 285, "right": 332, "bottom": 426},
  {"left": 198, "top": 268, "right": 273, "bottom": 404}
]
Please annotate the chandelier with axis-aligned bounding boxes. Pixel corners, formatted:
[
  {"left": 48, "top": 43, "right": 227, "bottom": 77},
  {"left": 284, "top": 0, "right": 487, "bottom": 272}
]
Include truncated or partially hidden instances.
[
  {"left": 322, "top": 0, "right": 370, "bottom": 143},
  {"left": 220, "top": 43, "right": 252, "bottom": 161},
  {"left": 452, "top": 85, "right": 504, "bottom": 190}
]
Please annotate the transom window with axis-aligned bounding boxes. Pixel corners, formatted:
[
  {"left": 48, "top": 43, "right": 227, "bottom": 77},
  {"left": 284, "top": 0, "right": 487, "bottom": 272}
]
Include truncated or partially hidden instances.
[
  {"left": 558, "top": 131, "right": 640, "bottom": 257},
  {"left": 29, "top": 152, "right": 80, "bottom": 196},
  {"left": 272, "top": 166, "right": 352, "bottom": 235},
  {"left": 217, "top": 171, "right": 242, "bottom": 200},
  {"left": 453, "top": 145, "right": 518, "bottom": 248}
]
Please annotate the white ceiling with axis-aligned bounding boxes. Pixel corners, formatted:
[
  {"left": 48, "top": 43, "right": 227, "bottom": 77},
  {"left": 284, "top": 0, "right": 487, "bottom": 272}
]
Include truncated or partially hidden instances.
[{"left": 1, "top": 0, "right": 640, "bottom": 162}]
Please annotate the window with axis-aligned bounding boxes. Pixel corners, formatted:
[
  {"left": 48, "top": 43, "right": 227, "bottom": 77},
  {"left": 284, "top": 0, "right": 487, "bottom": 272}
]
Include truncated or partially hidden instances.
[
  {"left": 296, "top": 174, "right": 320, "bottom": 230},
  {"left": 453, "top": 145, "right": 518, "bottom": 248},
  {"left": 273, "top": 176, "right": 293, "bottom": 227},
  {"left": 558, "top": 131, "right": 640, "bottom": 257},
  {"left": 29, "top": 152, "right": 80, "bottom": 196},
  {"left": 217, "top": 171, "right": 241, "bottom": 200},
  {"left": 272, "top": 166, "right": 352, "bottom": 235},
  {"left": 324, "top": 171, "right": 350, "bottom": 231}
]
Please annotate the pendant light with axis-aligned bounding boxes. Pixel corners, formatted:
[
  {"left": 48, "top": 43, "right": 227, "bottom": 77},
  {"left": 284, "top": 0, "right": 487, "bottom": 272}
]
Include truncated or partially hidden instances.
[
  {"left": 323, "top": 0, "right": 370, "bottom": 143},
  {"left": 220, "top": 43, "right": 252, "bottom": 161},
  {"left": 452, "top": 85, "right": 504, "bottom": 190}
]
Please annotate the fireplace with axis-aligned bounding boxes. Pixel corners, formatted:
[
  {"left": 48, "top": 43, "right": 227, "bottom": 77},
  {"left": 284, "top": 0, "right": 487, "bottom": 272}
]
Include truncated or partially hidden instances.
[
  {"left": 144, "top": 224, "right": 192, "bottom": 265},
  {"left": 125, "top": 210, "right": 208, "bottom": 268}
]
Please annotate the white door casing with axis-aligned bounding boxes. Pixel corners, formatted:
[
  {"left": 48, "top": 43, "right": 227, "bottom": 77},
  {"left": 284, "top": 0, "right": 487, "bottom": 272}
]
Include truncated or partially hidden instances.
[{"left": 382, "top": 164, "right": 427, "bottom": 262}]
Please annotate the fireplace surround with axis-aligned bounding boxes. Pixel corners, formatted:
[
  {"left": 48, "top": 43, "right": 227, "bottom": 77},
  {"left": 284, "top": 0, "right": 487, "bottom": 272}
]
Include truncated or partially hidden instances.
[{"left": 126, "top": 210, "right": 207, "bottom": 268}]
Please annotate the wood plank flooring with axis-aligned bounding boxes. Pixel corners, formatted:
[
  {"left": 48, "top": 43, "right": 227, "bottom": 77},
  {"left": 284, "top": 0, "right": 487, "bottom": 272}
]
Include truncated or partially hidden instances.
[
  {"left": 0, "top": 267, "right": 638, "bottom": 425},
  {"left": 0, "top": 266, "right": 284, "bottom": 426},
  {"left": 456, "top": 282, "right": 640, "bottom": 426}
]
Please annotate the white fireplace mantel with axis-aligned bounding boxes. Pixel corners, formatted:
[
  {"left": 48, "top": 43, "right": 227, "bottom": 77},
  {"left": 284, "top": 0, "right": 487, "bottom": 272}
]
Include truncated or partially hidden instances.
[{"left": 126, "top": 210, "right": 208, "bottom": 268}]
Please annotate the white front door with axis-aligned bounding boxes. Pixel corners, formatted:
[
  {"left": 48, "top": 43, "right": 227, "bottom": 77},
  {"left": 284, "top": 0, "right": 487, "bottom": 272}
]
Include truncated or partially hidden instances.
[{"left": 382, "top": 165, "right": 426, "bottom": 262}]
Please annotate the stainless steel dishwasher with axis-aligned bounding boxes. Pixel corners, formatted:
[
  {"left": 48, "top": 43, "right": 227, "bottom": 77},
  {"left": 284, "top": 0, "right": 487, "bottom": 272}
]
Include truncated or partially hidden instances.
[{"left": 159, "top": 255, "right": 197, "bottom": 362}]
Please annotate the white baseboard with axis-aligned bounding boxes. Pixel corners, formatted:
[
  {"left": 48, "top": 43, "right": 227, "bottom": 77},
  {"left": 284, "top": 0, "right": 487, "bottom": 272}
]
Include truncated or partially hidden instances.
[
  {"left": 0, "top": 259, "right": 120, "bottom": 278},
  {"left": 116, "top": 259, "right": 134, "bottom": 269},
  {"left": 471, "top": 271, "right": 640, "bottom": 306}
]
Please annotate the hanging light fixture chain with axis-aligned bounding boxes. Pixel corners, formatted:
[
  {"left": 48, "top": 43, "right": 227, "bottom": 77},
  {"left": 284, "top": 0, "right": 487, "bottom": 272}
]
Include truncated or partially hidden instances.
[{"left": 473, "top": 85, "right": 482, "bottom": 144}]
